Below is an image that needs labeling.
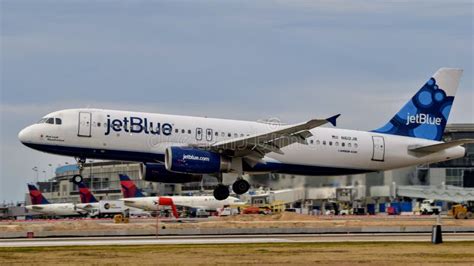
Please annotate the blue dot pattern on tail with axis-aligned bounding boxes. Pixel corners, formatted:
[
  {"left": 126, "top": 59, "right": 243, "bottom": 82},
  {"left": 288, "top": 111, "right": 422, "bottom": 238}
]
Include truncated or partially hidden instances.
[{"left": 373, "top": 77, "right": 454, "bottom": 141}]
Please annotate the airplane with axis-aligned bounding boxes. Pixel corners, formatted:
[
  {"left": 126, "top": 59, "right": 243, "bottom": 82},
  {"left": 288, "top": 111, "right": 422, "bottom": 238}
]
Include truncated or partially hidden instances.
[
  {"left": 18, "top": 68, "right": 473, "bottom": 201},
  {"left": 25, "top": 184, "right": 86, "bottom": 216},
  {"left": 74, "top": 181, "right": 99, "bottom": 212},
  {"left": 118, "top": 174, "right": 241, "bottom": 216}
]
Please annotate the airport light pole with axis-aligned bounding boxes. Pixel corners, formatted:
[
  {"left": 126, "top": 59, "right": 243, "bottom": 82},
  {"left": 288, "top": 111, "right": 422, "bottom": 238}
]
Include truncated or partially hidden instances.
[
  {"left": 32, "top": 166, "right": 38, "bottom": 183},
  {"left": 48, "top": 164, "right": 53, "bottom": 193},
  {"left": 89, "top": 160, "right": 94, "bottom": 191}
]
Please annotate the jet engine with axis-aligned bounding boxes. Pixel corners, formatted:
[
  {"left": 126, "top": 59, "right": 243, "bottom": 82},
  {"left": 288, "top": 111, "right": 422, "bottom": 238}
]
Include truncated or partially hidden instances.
[
  {"left": 165, "top": 146, "right": 231, "bottom": 174},
  {"left": 142, "top": 163, "right": 203, "bottom": 183}
]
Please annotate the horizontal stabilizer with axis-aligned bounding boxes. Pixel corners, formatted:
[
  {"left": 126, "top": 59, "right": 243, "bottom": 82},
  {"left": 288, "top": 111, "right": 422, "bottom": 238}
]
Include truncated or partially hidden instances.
[{"left": 409, "top": 138, "right": 474, "bottom": 153}]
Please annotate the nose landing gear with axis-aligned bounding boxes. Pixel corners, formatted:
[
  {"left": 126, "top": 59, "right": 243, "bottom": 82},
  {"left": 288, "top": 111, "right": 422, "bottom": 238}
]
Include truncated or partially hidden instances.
[{"left": 71, "top": 157, "right": 86, "bottom": 185}]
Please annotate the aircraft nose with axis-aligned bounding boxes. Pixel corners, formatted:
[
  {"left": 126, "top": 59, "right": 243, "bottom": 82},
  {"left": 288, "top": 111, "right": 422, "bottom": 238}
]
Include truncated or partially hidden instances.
[{"left": 18, "top": 126, "right": 32, "bottom": 143}]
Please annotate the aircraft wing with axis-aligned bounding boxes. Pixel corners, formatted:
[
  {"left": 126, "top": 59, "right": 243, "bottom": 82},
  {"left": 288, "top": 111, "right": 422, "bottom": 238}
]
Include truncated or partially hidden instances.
[
  {"left": 209, "top": 114, "right": 340, "bottom": 162},
  {"left": 409, "top": 139, "right": 474, "bottom": 153}
]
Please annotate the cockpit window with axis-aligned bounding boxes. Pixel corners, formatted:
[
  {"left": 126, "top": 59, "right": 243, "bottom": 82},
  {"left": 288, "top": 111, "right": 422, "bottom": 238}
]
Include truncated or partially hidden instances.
[{"left": 37, "top": 117, "right": 62, "bottom": 125}]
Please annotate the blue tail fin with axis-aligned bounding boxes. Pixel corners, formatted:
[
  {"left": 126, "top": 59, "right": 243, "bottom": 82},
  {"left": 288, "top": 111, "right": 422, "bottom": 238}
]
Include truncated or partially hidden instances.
[
  {"left": 27, "top": 184, "right": 50, "bottom": 205},
  {"left": 119, "top": 174, "right": 145, "bottom": 198},
  {"left": 373, "top": 68, "right": 463, "bottom": 141},
  {"left": 78, "top": 181, "right": 98, "bottom": 203}
]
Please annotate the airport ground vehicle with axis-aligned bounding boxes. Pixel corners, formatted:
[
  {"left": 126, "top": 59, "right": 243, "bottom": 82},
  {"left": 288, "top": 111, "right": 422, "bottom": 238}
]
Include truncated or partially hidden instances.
[
  {"left": 87, "top": 200, "right": 126, "bottom": 218},
  {"left": 242, "top": 206, "right": 271, "bottom": 215},
  {"left": 449, "top": 201, "right": 474, "bottom": 219},
  {"left": 420, "top": 199, "right": 441, "bottom": 215}
]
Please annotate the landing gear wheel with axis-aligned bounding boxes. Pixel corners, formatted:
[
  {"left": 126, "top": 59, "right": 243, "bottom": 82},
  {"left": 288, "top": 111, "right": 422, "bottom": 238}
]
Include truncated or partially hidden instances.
[
  {"left": 232, "top": 179, "right": 250, "bottom": 195},
  {"left": 213, "top": 184, "right": 230, "bottom": 201},
  {"left": 71, "top": 175, "right": 83, "bottom": 185},
  {"left": 72, "top": 157, "right": 87, "bottom": 184}
]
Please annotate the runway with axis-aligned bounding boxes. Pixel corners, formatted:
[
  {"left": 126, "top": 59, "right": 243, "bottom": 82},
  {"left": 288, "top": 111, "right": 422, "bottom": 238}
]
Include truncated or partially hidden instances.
[{"left": 1, "top": 233, "right": 473, "bottom": 247}]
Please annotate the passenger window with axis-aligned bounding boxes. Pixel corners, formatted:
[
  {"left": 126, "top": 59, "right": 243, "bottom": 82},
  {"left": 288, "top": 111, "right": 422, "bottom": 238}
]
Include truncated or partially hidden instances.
[
  {"left": 175, "top": 129, "right": 179, "bottom": 133},
  {"left": 46, "top": 118, "right": 54, "bottom": 124},
  {"left": 323, "top": 141, "right": 326, "bottom": 145},
  {"left": 342, "top": 143, "right": 345, "bottom": 147},
  {"left": 181, "top": 129, "right": 185, "bottom": 134},
  {"left": 228, "top": 133, "right": 231, "bottom": 137},
  {"left": 97, "top": 122, "right": 101, "bottom": 127},
  {"left": 188, "top": 130, "right": 191, "bottom": 134},
  {"left": 329, "top": 141, "right": 332, "bottom": 146},
  {"left": 215, "top": 131, "right": 218, "bottom": 136},
  {"left": 55, "top": 118, "right": 62, "bottom": 125},
  {"left": 310, "top": 140, "right": 314, "bottom": 144}
]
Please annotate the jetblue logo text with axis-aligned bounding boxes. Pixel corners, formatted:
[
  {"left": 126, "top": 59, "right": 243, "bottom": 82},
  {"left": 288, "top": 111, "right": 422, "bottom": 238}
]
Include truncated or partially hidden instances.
[
  {"left": 183, "top": 154, "right": 210, "bottom": 162},
  {"left": 405, "top": 113, "right": 442, "bottom": 126},
  {"left": 105, "top": 115, "right": 172, "bottom": 136}
]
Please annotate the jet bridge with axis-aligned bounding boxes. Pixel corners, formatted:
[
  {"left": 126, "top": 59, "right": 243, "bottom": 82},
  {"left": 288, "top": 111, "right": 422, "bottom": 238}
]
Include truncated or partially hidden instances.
[{"left": 395, "top": 184, "right": 474, "bottom": 203}]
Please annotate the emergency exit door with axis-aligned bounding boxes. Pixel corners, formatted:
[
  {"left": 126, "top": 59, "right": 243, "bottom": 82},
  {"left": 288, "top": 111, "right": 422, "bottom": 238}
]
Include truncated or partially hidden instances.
[
  {"left": 78, "top": 112, "right": 92, "bottom": 137},
  {"left": 371, "top": 136, "right": 385, "bottom": 161}
]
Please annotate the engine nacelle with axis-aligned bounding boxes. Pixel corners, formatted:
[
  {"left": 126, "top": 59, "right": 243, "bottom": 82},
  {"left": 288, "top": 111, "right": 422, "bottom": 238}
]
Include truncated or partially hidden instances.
[
  {"left": 142, "top": 163, "right": 203, "bottom": 183},
  {"left": 165, "top": 146, "right": 231, "bottom": 174}
]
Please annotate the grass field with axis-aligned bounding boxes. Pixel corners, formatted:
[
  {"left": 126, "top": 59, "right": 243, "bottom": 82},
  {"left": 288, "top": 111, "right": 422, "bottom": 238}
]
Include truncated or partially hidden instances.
[{"left": 1, "top": 242, "right": 474, "bottom": 265}]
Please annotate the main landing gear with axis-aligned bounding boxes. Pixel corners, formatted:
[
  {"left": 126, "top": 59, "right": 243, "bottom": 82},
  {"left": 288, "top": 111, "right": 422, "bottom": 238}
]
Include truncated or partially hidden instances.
[
  {"left": 232, "top": 178, "right": 250, "bottom": 195},
  {"left": 71, "top": 157, "right": 86, "bottom": 185},
  {"left": 213, "top": 184, "right": 230, "bottom": 201},
  {"left": 213, "top": 175, "right": 251, "bottom": 201}
]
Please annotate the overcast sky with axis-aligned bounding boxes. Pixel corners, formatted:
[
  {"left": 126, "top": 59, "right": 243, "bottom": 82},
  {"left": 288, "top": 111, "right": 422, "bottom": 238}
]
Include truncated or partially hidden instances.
[{"left": 1, "top": 1, "right": 473, "bottom": 202}]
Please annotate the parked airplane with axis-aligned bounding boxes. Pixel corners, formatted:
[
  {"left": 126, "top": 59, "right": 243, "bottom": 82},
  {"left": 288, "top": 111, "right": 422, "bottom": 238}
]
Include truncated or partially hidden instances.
[
  {"left": 25, "top": 184, "right": 86, "bottom": 216},
  {"left": 19, "top": 68, "right": 473, "bottom": 200},
  {"left": 75, "top": 181, "right": 99, "bottom": 212},
  {"left": 119, "top": 174, "right": 177, "bottom": 217},
  {"left": 118, "top": 174, "right": 241, "bottom": 216}
]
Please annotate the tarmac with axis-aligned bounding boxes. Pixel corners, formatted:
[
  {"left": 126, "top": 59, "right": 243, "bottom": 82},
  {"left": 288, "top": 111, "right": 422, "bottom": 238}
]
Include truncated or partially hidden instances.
[
  {"left": 2, "top": 213, "right": 473, "bottom": 239},
  {"left": 1, "top": 233, "right": 473, "bottom": 247}
]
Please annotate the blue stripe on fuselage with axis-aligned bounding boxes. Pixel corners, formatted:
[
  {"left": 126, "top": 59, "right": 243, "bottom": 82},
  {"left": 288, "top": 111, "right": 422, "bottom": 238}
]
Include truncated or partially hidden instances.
[{"left": 22, "top": 143, "right": 372, "bottom": 176}]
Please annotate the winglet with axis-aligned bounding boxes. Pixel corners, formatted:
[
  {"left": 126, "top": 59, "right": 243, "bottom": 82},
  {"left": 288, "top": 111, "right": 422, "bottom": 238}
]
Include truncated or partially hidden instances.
[{"left": 326, "top": 114, "right": 341, "bottom": 127}]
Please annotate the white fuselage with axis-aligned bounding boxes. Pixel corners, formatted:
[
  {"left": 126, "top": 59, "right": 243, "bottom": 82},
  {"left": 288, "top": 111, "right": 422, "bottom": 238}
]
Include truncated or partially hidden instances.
[
  {"left": 121, "top": 196, "right": 242, "bottom": 211},
  {"left": 25, "top": 203, "right": 84, "bottom": 216},
  {"left": 18, "top": 108, "right": 465, "bottom": 176},
  {"left": 75, "top": 202, "right": 100, "bottom": 212}
]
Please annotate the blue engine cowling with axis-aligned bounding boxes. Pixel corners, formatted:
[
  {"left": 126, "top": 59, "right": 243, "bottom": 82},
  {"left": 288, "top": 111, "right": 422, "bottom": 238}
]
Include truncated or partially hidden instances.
[
  {"left": 165, "top": 146, "right": 231, "bottom": 174},
  {"left": 142, "top": 163, "right": 203, "bottom": 183}
]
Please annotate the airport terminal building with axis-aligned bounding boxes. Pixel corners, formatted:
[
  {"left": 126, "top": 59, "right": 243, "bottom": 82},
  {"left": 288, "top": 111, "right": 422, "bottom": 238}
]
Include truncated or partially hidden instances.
[{"left": 25, "top": 124, "right": 474, "bottom": 207}]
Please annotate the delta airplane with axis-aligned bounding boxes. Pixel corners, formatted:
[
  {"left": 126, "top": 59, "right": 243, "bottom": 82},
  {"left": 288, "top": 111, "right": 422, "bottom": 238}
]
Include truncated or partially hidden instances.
[
  {"left": 19, "top": 68, "right": 473, "bottom": 200},
  {"left": 75, "top": 181, "right": 99, "bottom": 212},
  {"left": 25, "top": 184, "right": 86, "bottom": 216},
  {"left": 118, "top": 174, "right": 241, "bottom": 215}
]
